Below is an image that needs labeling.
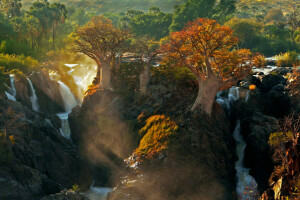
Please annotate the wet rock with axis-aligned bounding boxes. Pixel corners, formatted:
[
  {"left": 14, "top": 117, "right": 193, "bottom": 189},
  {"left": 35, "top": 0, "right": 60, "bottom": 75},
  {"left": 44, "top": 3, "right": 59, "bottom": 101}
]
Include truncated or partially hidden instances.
[
  {"left": 0, "top": 97, "right": 92, "bottom": 199},
  {"left": 41, "top": 189, "right": 89, "bottom": 200},
  {"left": 29, "top": 71, "right": 65, "bottom": 114},
  {"left": 259, "top": 74, "right": 287, "bottom": 93}
]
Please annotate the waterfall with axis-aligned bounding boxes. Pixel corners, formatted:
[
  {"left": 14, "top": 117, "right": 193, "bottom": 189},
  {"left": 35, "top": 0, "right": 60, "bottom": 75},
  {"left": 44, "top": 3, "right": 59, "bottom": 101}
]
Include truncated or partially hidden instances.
[
  {"left": 58, "top": 81, "right": 77, "bottom": 112},
  {"left": 27, "top": 78, "right": 39, "bottom": 112},
  {"left": 84, "top": 181, "right": 112, "bottom": 200},
  {"left": 5, "top": 74, "right": 17, "bottom": 101},
  {"left": 216, "top": 87, "right": 258, "bottom": 200},
  {"left": 57, "top": 81, "right": 77, "bottom": 139},
  {"left": 57, "top": 112, "right": 71, "bottom": 139}
]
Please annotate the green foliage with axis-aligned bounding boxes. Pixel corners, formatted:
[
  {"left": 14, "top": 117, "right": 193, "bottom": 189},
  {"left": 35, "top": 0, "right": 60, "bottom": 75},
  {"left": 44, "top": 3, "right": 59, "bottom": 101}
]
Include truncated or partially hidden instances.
[
  {"left": 268, "top": 131, "right": 295, "bottom": 147},
  {"left": 72, "top": 184, "right": 80, "bottom": 192},
  {"left": 152, "top": 65, "right": 196, "bottom": 87},
  {"left": 0, "top": 40, "right": 33, "bottom": 56},
  {"left": 135, "top": 115, "right": 178, "bottom": 159},
  {"left": 264, "top": 8, "right": 284, "bottom": 23},
  {"left": 126, "top": 7, "right": 172, "bottom": 40},
  {"left": 276, "top": 51, "right": 299, "bottom": 67},
  {"left": 0, "top": 53, "right": 39, "bottom": 74},
  {"left": 169, "top": 0, "right": 236, "bottom": 32}
]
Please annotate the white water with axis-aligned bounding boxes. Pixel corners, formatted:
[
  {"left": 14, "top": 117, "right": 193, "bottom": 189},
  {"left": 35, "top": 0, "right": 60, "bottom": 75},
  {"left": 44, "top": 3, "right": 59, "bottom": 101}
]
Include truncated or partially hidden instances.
[
  {"left": 27, "top": 78, "right": 39, "bottom": 111},
  {"left": 58, "top": 81, "right": 77, "bottom": 112},
  {"left": 57, "top": 81, "right": 78, "bottom": 139},
  {"left": 84, "top": 182, "right": 112, "bottom": 200},
  {"left": 5, "top": 74, "right": 17, "bottom": 101},
  {"left": 216, "top": 87, "right": 258, "bottom": 199},
  {"left": 56, "top": 112, "right": 71, "bottom": 139}
]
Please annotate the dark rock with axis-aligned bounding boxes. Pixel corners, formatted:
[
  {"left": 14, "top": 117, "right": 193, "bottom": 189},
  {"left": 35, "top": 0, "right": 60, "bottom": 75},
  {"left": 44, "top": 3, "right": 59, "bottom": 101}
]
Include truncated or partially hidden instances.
[
  {"left": 271, "top": 84, "right": 285, "bottom": 92},
  {"left": 29, "top": 71, "right": 65, "bottom": 114},
  {"left": 0, "top": 97, "right": 92, "bottom": 199},
  {"left": 262, "top": 89, "right": 291, "bottom": 118},
  {"left": 259, "top": 74, "right": 287, "bottom": 93},
  {"left": 41, "top": 189, "right": 89, "bottom": 200}
]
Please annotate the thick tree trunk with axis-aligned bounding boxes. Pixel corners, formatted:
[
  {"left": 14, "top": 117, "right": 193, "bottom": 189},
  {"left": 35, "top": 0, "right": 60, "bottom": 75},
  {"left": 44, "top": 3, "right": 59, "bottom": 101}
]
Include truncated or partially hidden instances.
[
  {"left": 140, "top": 62, "right": 151, "bottom": 94},
  {"left": 100, "top": 61, "right": 111, "bottom": 90},
  {"left": 191, "top": 76, "right": 220, "bottom": 115}
]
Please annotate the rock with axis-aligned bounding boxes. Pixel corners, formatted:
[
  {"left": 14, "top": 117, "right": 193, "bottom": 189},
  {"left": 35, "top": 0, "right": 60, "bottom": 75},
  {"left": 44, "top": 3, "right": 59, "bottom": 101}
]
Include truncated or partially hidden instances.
[
  {"left": 233, "top": 101, "right": 278, "bottom": 192},
  {"left": 14, "top": 75, "right": 32, "bottom": 108},
  {"left": 271, "top": 84, "right": 285, "bottom": 92},
  {"left": 0, "top": 97, "right": 92, "bottom": 199},
  {"left": 259, "top": 74, "right": 287, "bottom": 93},
  {"left": 29, "top": 71, "right": 65, "bottom": 114},
  {"left": 262, "top": 89, "right": 291, "bottom": 118},
  {"left": 41, "top": 189, "right": 89, "bottom": 200}
]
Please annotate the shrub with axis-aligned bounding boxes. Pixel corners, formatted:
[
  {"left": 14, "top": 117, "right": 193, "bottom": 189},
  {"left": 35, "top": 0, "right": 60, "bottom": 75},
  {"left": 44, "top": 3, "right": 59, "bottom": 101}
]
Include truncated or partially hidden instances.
[
  {"left": 253, "top": 54, "right": 267, "bottom": 68},
  {"left": 276, "top": 51, "right": 299, "bottom": 67},
  {"left": 0, "top": 40, "right": 33, "bottom": 56},
  {"left": 135, "top": 115, "right": 178, "bottom": 159},
  {"left": 152, "top": 65, "right": 196, "bottom": 87},
  {"left": 0, "top": 53, "right": 39, "bottom": 74},
  {"left": 72, "top": 184, "right": 80, "bottom": 192}
]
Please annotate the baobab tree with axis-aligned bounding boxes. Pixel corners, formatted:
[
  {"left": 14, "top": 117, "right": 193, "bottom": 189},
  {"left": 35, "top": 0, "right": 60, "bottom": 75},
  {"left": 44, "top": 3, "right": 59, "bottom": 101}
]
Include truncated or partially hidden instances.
[
  {"left": 162, "top": 18, "right": 255, "bottom": 115},
  {"left": 132, "top": 36, "right": 160, "bottom": 94},
  {"left": 73, "top": 16, "right": 131, "bottom": 89}
]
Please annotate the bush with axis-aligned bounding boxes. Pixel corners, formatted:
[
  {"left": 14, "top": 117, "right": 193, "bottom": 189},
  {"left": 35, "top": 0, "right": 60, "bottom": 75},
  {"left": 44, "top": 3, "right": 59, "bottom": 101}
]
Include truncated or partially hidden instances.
[
  {"left": 0, "top": 40, "right": 33, "bottom": 56},
  {"left": 135, "top": 115, "right": 178, "bottom": 159},
  {"left": 152, "top": 65, "right": 196, "bottom": 87},
  {"left": 276, "top": 51, "right": 299, "bottom": 67},
  {"left": 0, "top": 53, "right": 39, "bottom": 74}
]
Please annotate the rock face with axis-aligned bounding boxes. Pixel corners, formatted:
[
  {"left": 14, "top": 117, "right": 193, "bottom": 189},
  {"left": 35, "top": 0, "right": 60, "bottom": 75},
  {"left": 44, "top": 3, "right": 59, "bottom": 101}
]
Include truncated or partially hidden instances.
[
  {"left": 14, "top": 76, "right": 32, "bottom": 108},
  {"left": 0, "top": 97, "right": 92, "bottom": 200},
  {"left": 252, "top": 74, "right": 291, "bottom": 118},
  {"left": 69, "top": 89, "right": 132, "bottom": 187},
  {"left": 29, "top": 70, "right": 65, "bottom": 114},
  {"left": 41, "top": 189, "right": 89, "bottom": 200}
]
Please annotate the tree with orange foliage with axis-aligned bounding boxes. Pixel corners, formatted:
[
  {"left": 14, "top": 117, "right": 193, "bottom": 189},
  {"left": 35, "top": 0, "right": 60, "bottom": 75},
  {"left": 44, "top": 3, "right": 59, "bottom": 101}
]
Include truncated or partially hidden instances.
[
  {"left": 73, "top": 16, "right": 131, "bottom": 89},
  {"left": 161, "top": 18, "right": 255, "bottom": 115}
]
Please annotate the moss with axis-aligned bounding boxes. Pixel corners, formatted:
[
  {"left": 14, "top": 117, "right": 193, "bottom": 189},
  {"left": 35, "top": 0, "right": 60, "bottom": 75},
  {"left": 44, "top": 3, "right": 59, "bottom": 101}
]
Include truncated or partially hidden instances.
[
  {"left": 135, "top": 115, "right": 178, "bottom": 159},
  {"left": 0, "top": 130, "right": 12, "bottom": 163}
]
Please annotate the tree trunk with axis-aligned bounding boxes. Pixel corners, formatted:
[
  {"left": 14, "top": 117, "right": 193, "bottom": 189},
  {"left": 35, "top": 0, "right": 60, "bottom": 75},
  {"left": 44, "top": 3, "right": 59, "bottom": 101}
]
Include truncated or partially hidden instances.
[
  {"left": 140, "top": 62, "right": 151, "bottom": 94},
  {"left": 191, "top": 76, "right": 220, "bottom": 115},
  {"left": 100, "top": 61, "right": 111, "bottom": 90}
]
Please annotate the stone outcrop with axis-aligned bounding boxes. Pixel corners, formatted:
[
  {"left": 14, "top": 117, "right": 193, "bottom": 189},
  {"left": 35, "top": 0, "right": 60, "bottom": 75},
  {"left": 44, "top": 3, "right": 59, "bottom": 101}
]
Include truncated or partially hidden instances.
[
  {"left": 29, "top": 70, "right": 65, "bottom": 114},
  {"left": 0, "top": 97, "right": 92, "bottom": 200}
]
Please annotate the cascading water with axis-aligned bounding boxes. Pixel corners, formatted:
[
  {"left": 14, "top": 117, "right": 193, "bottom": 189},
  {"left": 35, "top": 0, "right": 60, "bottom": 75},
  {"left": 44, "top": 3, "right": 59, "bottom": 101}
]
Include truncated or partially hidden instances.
[
  {"left": 5, "top": 74, "right": 17, "bottom": 101},
  {"left": 27, "top": 78, "right": 40, "bottom": 112},
  {"left": 57, "top": 81, "right": 78, "bottom": 139},
  {"left": 216, "top": 87, "right": 258, "bottom": 200},
  {"left": 84, "top": 181, "right": 112, "bottom": 200}
]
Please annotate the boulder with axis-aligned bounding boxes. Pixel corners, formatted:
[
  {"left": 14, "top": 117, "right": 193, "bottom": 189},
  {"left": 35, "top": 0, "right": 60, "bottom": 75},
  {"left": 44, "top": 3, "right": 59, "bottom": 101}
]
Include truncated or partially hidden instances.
[
  {"left": 259, "top": 74, "right": 287, "bottom": 93},
  {"left": 29, "top": 71, "right": 65, "bottom": 114}
]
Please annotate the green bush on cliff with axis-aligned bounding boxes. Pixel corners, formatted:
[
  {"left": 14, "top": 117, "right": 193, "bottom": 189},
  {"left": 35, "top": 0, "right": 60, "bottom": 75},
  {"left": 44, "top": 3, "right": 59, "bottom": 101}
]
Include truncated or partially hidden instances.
[
  {"left": 152, "top": 65, "right": 196, "bottom": 86},
  {"left": 135, "top": 115, "right": 178, "bottom": 159},
  {"left": 0, "top": 53, "right": 39, "bottom": 74}
]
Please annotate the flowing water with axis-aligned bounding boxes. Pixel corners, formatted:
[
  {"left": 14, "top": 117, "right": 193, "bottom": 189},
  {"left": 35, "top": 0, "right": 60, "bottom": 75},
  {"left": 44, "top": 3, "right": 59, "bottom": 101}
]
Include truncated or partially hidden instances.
[
  {"left": 56, "top": 81, "right": 78, "bottom": 139},
  {"left": 83, "top": 181, "right": 112, "bottom": 200},
  {"left": 27, "top": 78, "right": 39, "bottom": 111},
  {"left": 5, "top": 74, "right": 17, "bottom": 101},
  {"left": 216, "top": 87, "right": 258, "bottom": 200}
]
